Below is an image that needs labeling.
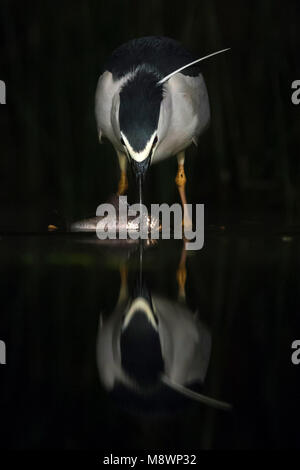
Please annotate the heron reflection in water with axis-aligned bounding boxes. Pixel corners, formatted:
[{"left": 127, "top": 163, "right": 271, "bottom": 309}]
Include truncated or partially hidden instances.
[{"left": 96, "top": 243, "right": 231, "bottom": 412}]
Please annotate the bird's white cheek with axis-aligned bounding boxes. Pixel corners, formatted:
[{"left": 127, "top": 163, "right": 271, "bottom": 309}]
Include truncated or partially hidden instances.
[
  {"left": 129, "top": 148, "right": 150, "bottom": 163},
  {"left": 111, "top": 94, "right": 121, "bottom": 139},
  {"left": 121, "top": 131, "right": 157, "bottom": 163}
]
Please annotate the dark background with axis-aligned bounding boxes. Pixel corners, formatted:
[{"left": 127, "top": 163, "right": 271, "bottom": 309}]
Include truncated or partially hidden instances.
[
  {"left": 0, "top": 0, "right": 300, "bottom": 227},
  {"left": 0, "top": 0, "right": 300, "bottom": 452}
]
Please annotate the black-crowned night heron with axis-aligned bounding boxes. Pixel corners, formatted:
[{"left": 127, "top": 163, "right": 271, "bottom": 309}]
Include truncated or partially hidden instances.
[
  {"left": 95, "top": 36, "right": 229, "bottom": 212},
  {"left": 96, "top": 249, "right": 231, "bottom": 412}
]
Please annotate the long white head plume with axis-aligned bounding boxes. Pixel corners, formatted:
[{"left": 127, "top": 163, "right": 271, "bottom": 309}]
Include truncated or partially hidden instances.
[
  {"left": 157, "top": 48, "right": 231, "bottom": 85},
  {"left": 161, "top": 375, "right": 232, "bottom": 411}
]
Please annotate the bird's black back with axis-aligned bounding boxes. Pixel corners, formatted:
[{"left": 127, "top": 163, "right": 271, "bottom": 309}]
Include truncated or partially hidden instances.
[{"left": 104, "top": 36, "right": 201, "bottom": 79}]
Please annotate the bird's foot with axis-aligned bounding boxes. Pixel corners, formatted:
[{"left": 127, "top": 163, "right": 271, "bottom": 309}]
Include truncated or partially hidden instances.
[{"left": 117, "top": 171, "right": 128, "bottom": 195}]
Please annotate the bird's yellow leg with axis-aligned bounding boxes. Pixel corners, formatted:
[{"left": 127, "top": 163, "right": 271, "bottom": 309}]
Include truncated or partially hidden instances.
[
  {"left": 175, "top": 152, "right": 192, "bottom": 229},
  {"left": 117, "top": 151, "right": 128, "bottom": 195},
  {"left": 176, "top": 241, "right": 187, "bottom": 301}
]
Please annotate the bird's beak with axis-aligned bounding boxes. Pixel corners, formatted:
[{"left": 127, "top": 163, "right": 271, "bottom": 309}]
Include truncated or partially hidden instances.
[
  {"left": 130, "top": 154, "right": 151, "bottom": 182},
  {"left": 130, "top": 154, "right": 151, "bottom": 207}
]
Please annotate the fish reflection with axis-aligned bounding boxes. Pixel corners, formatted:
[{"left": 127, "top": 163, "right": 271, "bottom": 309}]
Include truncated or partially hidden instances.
[{"left": 96, "top": 243, "right": 231, "bottom": 412}]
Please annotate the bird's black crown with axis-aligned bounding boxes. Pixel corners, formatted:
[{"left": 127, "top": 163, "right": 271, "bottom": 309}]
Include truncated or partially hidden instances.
[{"left": 119, "top": 66, "right": 163, "bottom": 152}]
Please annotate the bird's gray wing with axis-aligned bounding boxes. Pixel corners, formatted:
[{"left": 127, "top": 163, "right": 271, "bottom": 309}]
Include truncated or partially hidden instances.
[
  {"left": 154, "top": 72, "right": 210, "bottom": 162},
  {"left": 95, "top": 71, "right": 132, "bottom": 150},
  {"left": 152, "top": 294, "right": 212, "bottom": 385}
]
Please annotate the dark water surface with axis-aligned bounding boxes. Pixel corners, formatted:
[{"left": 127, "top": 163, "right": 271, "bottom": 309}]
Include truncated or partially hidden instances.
[{"left": 0, "top": 215, "right": 300, "bottom": 450}]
